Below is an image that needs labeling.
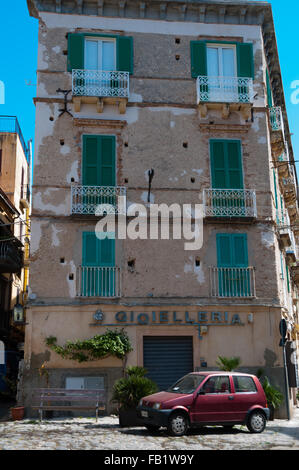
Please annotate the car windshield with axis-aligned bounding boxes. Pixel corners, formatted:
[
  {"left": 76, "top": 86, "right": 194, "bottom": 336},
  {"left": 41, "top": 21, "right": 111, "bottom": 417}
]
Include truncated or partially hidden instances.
[{"left": 167, "top": 374, "right": 205, "bottom": 394}]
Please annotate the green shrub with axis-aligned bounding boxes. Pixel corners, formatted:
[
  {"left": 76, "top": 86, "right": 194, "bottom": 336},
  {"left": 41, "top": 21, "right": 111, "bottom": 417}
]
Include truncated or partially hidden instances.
[
  {"left": 112, "top": 366, "right": 158, "bottom": 410},
  {"left": 45, "top": 329, "right": 132, "bottom": 363}
]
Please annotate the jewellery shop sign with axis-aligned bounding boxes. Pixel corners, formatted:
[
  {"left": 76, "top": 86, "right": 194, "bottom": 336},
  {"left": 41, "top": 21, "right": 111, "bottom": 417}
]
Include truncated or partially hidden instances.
[{"left": 92, "top": 310, "right": 246, "bottom": 339}]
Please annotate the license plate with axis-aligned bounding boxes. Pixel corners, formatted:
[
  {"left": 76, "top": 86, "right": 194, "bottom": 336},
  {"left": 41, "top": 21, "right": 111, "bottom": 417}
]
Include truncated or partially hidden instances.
[{"left": 141, "top": 411, "right": 148, "bottom": 418}]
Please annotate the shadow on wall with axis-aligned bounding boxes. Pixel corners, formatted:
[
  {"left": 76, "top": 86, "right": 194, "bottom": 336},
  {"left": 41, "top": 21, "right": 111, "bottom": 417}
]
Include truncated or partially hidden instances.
[{"left": 264, "top": 348, "right": 278, "bottom": 368}]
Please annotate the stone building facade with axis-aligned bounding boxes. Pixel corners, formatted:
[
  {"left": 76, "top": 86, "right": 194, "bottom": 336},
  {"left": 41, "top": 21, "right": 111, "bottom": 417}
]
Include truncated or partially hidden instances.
[{"left": 25, "top": 0, "right": 299, "bottom": 418}]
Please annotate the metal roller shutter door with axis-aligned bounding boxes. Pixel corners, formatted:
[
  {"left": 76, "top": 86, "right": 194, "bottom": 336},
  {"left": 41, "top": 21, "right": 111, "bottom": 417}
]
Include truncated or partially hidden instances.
[{"left": 143, "top": 336, "right": 193, "bottom": 391}]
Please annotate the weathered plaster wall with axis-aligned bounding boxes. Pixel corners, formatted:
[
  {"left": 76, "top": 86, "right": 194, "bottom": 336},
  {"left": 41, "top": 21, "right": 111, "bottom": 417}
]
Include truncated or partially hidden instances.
[{"left": 28, "top": 12, "right": 280, "bottom": 302}]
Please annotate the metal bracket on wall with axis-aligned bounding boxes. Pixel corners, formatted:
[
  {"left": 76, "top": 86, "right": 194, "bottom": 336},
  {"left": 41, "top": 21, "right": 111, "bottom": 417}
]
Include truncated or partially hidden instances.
[{"left": 56, "top": 89, "right": 73, "bottom": 117}]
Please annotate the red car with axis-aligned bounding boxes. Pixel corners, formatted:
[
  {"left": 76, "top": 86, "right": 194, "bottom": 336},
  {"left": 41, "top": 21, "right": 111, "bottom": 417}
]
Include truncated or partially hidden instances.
[{"left": 137, "top": 371, "right": 270, "bottom": 436}]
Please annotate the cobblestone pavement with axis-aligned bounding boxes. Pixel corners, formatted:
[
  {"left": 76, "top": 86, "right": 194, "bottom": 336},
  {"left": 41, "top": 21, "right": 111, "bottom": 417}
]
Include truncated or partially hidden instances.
[{"left": 0, "top": 409, "right": 298, "bottom": 450}]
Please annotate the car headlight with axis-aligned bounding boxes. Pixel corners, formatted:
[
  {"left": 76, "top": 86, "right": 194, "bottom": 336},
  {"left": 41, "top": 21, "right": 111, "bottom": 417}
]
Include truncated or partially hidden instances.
[
  {"left": 139, "top": 399, "right": 143, "bottom": 407},
  {"left": 153, "top": 402, "right": 162, "bottom": 410}
]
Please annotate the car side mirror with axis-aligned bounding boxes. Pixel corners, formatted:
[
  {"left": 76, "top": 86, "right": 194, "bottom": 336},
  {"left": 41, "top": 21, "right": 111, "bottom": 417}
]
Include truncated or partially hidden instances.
[{"left": 197, "top": 389, "right": 205, "bottom": 396}]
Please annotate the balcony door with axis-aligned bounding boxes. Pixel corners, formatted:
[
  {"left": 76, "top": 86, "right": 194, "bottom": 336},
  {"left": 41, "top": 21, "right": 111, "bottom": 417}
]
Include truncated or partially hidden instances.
[
  {"left": 82, "top": 135, "right": 116, "bottom": 213},
  {"left": 210, "top": 140, "right": 245, "bottom": 216},
  {"left": 207, "top": 44, "right": 237, "bottom": 101},
  {"left": 81, "top": 232, "right": 116, "bottom": 297},
  {"left": 216, "top": 233, "right": 251, "bottom": 297}
]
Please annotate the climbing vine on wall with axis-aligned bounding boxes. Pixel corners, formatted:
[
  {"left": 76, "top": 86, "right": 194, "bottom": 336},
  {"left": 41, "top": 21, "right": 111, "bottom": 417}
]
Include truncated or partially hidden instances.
[{"left": 45, "top": 329, "right": 132, "bottom": 363}]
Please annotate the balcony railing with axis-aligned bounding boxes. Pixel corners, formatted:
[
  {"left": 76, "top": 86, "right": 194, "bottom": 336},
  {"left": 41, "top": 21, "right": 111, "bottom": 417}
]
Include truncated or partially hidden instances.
[
  {"left": 196, "top": 76, "right": 254, "bottom": 104},
  {"left": 0, "top": 242, "right": 23, "bottom": 273},
  {"left": 72, "top": 70, "right": 130, "bottom": 98},
  {"left": 203, "top": 189, "right": 257, "bottom": 218},
  {"left": 76, "top": 266, "right": 121, "bottom": 298},
  {"left": 71, "top": 185, "right": 126, "bottom": 215},
  {"left": 269, "top": 106, "right": 284, "bottom": 132},
  {"left": 210, "top": 266, "right": 256, "bottom": 298}
]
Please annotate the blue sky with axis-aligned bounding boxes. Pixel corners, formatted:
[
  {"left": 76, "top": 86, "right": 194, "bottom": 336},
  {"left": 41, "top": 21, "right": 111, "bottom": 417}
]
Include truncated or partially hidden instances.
[{"left": 0, "top": 0, "right": 298, "bottom": 171}]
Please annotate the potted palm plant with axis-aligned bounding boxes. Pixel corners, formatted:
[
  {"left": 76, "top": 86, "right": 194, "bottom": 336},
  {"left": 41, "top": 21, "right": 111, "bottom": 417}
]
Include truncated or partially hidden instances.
[
  {"left": 112, "top": 366, "right": 158, "bottom": 427},
  {"left": 262, "top": 376, "right": 283, "bottom": 420},
  {"left": 216, "top": 356, "right": 241, "bottom": 371}
]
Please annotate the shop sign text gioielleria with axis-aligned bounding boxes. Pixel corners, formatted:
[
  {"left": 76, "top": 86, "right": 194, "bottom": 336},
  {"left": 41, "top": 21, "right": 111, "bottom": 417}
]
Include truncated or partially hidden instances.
[{"left": 91, "top": 310, "right": 247, "bottom": 339}]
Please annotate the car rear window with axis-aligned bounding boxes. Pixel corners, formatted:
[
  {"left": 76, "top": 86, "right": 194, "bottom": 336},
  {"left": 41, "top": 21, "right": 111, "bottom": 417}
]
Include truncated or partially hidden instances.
[{"left": 233, "top": 376, "right": 257, "bottom": 393}]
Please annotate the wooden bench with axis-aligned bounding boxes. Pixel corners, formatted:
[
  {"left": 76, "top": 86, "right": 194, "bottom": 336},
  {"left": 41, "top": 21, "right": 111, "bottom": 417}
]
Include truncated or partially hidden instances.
[{"left": 32, "top": 388, "right": 106, "bottom": 422}]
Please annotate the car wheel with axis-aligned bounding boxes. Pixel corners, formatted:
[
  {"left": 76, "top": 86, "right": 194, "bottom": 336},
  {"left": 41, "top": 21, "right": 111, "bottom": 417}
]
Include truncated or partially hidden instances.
[
  {"left": 247, "top": 411, "right": 266, "bottom": 433},
  {"left": 145, "top": 425, "right": 160, "bottom": 432},
  {"left": 167, "top": 413, "right": 189, "bottom": 436}
]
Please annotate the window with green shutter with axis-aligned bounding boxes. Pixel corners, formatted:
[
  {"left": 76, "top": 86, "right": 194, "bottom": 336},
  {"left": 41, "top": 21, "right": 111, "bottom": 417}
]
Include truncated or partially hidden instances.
[
  {"left": 81, "top": 232, "right": 116, "bottom": 297},
  {"left": 82, "top": 135, "right": 116, "bottom": 210},
  {"left": 191, "top": 40, "right": 254, "bottom": 103},
  {"left": 82, "top": 232, "right": 115, "bottom": 267},
  {"left": 190, "top": 40, "right": 254, "bottom": 80},
  {"left": 210, "top": 140, "right": 243, "bottom": 189},
  {"left": 68, "top": 33, "right": 133, "bottom": 73},
  {"left": 217, "top": 233, "right": 248, "bottom": 268},
  {"left": 216, "top": 233, "right": 250, "bottom": 296},
  {"left": 82, "top": 135, "right": 116, "bottom": 186},
  {"left": 210, "top": 140, "right": 245, "bottom": 217}
]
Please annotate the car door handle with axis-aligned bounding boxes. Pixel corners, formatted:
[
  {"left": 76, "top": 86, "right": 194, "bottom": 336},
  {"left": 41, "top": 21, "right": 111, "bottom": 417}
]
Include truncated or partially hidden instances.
[{"left": 228, "top": 396, "right": 234, "bottom": 400}]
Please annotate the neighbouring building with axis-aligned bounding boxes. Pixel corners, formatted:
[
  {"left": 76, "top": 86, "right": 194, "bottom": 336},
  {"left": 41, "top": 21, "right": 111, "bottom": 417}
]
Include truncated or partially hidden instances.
[
  {"left": 26, "top": 0, "right": 298, "bottom": 418},
  {"left": 0, "top": 116, "right": 31, "bottom": 395}
]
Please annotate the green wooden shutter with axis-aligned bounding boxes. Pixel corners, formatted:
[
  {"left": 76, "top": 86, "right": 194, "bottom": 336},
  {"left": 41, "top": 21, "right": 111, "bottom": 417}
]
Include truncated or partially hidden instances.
[
  {"left": 266, "top": 69, "right": 273, "bottom": 107},
  {"left": 99, "top": 236, "right": 115, "bottom": 267},
  {"left": 190, "top": 41, "right": 207, "bottom": 78},
  {"left": 232, "top": 234, "right": 248, "bottom": 266},
  {"left": 227, "top": 141, "right": 243, "bottom": 189},
  {"left": 82, "top": 232, "right": 115, "bottom": 267},
  {"left": 99, "top": 136, "right": 116, "bottom": 186},
  {"left": 82, "top": 232, "right": 99, "bottom": 266},
  {"left": 210, "top": 141, "right": 226, "bottom": 188},
  {"left": 217, "top": 234, "right": 232, "bottom": 267},
  {"left": 217, "top": 234, "right": 248, "bottom": 267},
  {"left": 117, "top": 36, "right": 134, "bottom": 74},
  {"left": 210, "top": 140, "right": 243, "bottom": 189},
  {"left": 237, "top": 43, "right": 254, "bottom": 79},
  {"left": 82, "top": 135, "right": 100, "bottom": 186},
  {"left": 82, "top": 232, "right": 115, "bottom": 297},
  {"left": 82, "top": 135, "right": 116, "bottom": 186},
  {"left": 67, "top": 33, "right": 84, "bottom": 72},
  {"left": 286, "top": 262, "right": 290, "bottom": 293},
  {"left": 217, "top": 233, "right": 249, "bottom": 297}
]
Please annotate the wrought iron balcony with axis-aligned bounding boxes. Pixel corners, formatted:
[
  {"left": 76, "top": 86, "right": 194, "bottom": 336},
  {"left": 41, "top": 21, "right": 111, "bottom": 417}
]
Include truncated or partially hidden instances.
[
  {"left": 269, "top": 106, "right": 283, "bottom": 132},
  {"left": 210, "top": 266, "right": 256, "bottom": 298},
  {"left": 196, "top": 76, "right": 254, "bottom": 104},
  {"left": 71, "top": 185, "right": 126, "bottom": 216},
  {"left": 72, "top": 69, "right": 129, "bottom": 99},
  {"left": 268, "top": 107, "right": 286, "bottom": 158},
  {"left": 76, "top": 266, "right": 121, "bottom": 298},
  {"left": 203, "top": 189, "right": 257, "bottom": 218},
  {"left": 0, "top": 242, "right": 23, "bottom": 273}
]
